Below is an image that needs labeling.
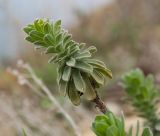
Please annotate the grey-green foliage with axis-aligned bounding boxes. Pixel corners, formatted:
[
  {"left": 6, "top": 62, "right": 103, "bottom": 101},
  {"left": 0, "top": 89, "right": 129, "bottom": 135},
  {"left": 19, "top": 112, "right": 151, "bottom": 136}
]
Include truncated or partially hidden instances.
[
  {"left": 121, "top": 69, "right": 160, "bottom": 135},
  {"left": 92, "top": 111, "right": 153, "bottom": 136},
  {"left": 23, "top": 18, "right": 112, "bottom": 106}
]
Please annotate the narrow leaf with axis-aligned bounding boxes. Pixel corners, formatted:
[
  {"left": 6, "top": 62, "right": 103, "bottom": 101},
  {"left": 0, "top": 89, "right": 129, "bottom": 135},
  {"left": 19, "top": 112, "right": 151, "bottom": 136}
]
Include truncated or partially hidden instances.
[
  {"left": 43, "top": 22, "right": 50, "bottom": 33},
  {"left": 56, "top": 32, "right": 63, "bottom": 43},
  {"left": 84, "top": 46, "right": 97, "bottom": 54},
  {"left": 33, "top": 40, "right": 46, "bottom": 46},
  {"left": 25, "top": 36, "right": 35, "bottom": 43},
  {"left": 34, "top": 19, "right": 43, "bottom": 32},
  {"left": 95, "top": 67, "right": 112, "bottom": 79},
  {"left": 44, "top": 34, "right": 54, "bottom": 45},
  {"left": 74, "top": 51, "right": 91, "bottom": 59},
  {"left": 23, "top": 26, "right": 33, "bottom": 34},
  {"left": 29, "top": 30, "right": 44, "bottom": 39},
  {"left": 68, "top": 82, "right": 81, "bottom": 106},
  {"left": 79, "top": 43, "right": 86, "bottom": 49},
  {"left": 57, "top": 63, "right": 65, "bottom": 84},
  {"left": 59, "top": 79, "right": 68, "bottom": 96},
  {"left": 66, "top": 58, "right": 76, "bottom": 67},
  {"left": 63, "top": 34, "right": 72, "bottom": 45},
  {"left": 53, "top": 20, "right": 61, "bottom": 33},
  {"left": 62, "top": 66, "right": 71, "bottom": 81},
  {"left": 72, "top": 69, "right": 85, "bottom": 92},
  {"left": 45, "top": 46, "right": 57, "bottom": 54},
  {"left": 74, "top": 61, "right": 93, "bottom": 73},
  {"left": 91, "top": 70, "right": 104, "bottom": 85},
  {"left": 83, "top": 75, "right": 96, "bottom": 100}
]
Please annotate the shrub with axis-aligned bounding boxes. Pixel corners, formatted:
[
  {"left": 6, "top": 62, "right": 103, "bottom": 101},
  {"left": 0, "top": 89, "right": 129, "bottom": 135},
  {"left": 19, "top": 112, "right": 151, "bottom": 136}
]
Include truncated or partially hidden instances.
[{"left": 121, "top": 69, "right": 160, "bottom": 135}]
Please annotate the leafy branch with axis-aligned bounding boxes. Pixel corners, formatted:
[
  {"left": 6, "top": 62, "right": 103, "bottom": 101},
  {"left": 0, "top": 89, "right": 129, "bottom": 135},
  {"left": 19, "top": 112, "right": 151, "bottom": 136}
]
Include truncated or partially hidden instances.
[
  {"left": 23, "top": 18, "right": 112, "bottom": 113},
  {"left": 121, "top": 69, "right": 160, "bottom": 136}
]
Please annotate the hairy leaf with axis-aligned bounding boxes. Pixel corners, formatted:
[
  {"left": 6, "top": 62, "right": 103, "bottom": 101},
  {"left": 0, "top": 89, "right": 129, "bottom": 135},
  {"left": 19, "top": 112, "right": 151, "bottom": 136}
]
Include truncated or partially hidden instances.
[
  {"left": 74, "top": 61, "right": 93, "bottom": 73},
  {"left": 72, "top": 69, "right": 85, "bottom": 92},
  {"left": 68, "top": 82, "right": 80, "bottom": 106},
  {"left": 62, "top": 66, "right": 71, "bottom": 81}
]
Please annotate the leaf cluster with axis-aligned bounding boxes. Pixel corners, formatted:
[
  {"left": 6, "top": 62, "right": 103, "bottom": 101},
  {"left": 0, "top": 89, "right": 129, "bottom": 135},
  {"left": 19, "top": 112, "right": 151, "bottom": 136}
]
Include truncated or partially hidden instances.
[
  {"left": 121, "top": 69, "right": 160, "bottom": 135},
  {"left": 92, "top": 111, "right": 153, "bottom": 136},
  {"left": 23, "top": 18, "right": 112, "bottom": 105}
]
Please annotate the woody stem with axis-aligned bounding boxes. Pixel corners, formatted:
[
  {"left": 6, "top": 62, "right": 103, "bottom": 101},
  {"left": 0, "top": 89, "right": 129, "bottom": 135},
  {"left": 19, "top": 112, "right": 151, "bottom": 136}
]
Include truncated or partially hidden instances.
[{"left": 92, "top": 90, "right": 108, "bottom": 114}]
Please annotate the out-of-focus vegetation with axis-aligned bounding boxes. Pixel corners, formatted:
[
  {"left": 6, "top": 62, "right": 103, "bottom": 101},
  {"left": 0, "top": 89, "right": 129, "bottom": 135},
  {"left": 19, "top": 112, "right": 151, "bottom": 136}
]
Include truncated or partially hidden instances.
[
  {"left": 71, "top": 0, "right": 160, "bottom": 76},
  {"left": 121, "top": 69, "right": 160, "bottom": 136}
]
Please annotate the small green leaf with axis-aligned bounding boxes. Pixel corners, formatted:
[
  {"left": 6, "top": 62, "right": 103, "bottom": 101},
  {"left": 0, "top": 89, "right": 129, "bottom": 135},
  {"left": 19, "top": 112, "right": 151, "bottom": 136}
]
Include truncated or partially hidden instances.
[
  {"left": 66, "top": 58, "right": 76, "bottom": 67},
  {"left": 63, "top": 34, "right": 72, "bottom": 45},
  {"left": 56, "top": 32, "right": 63, "bottom": 43},
  {"left": 79, "top": 43, "right": 86, "bottom": 49},
  {"left": 57, "top": 63, "right": 65, "bottom": 84},
  {"left": 85, "top": 59, "right": 112, "bottom": 79},
  {"left": 68, "top": 82, "right": 80, "bottom": 106},
  {"left": 34, "top": 19, "right": 43, "bottom": 32},
  {"left": 25, "top": 36, "right": 35, "bottom": 43},
  {"left": 74, "top": 61, "right": 93, "bottom": 73},
  {"left": 85, "top": 59, "right": 106, "bottom": 68},
  {"left": 95, "top": 67, "right": 112, "bottom": 79},
  {"left": 56, "top": 50, "right": 68, "bottom": 62},
  {"left": 44, "top": 34, "right": 54, "bottom": 45},
  {"left": 43, "top": 22, "right": 50, "bottom": 33},
  {"left": 54, "top": 20, "right": 61, "bottom": 27},
  {"left": 53, "top": 20, "right": 61, "bottom": 33},
  {"left": 59, "top": 79, "right": 68, "bottom": 96},
  {"left": 68, "top": 46, "right": 79, "bottom": 57},
  {"left": 29, "top": 30, "right": 44, "bottom": 40},
  {"left": 84, "top": 46, "right": 97, "bottom": 54},
  {"left": 33, "top": 40, "right": 46, "bottom": 46},
  {"left": 75, "top": 51, "right": 91, "bottom": 59},
  {"left": 62, "top": 66, "right": 71, "bottom": 81},
  {"left": 23, "top": 25, "right": 33, "bottom": 34},
  {"left": 45, "top": 46, "right": 57, "bottom": 54},
  {"left": 55, "top": 43, "right": 63, "bottom": 52},
  {"left": 83, "top": 75, "right": 96, "bottom": 100},
  {"left": 72, "top": 69, "right": 85, "bottom": 92},
  {"left": 91, "top": 70, "right": 104, "bottom": 85}
]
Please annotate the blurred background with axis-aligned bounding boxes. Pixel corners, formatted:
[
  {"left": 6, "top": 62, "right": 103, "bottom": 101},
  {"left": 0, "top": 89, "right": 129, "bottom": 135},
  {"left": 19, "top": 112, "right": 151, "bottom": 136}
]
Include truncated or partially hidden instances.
[{"left": 0, "top": 0, "right": 160, "bottom": 136}]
